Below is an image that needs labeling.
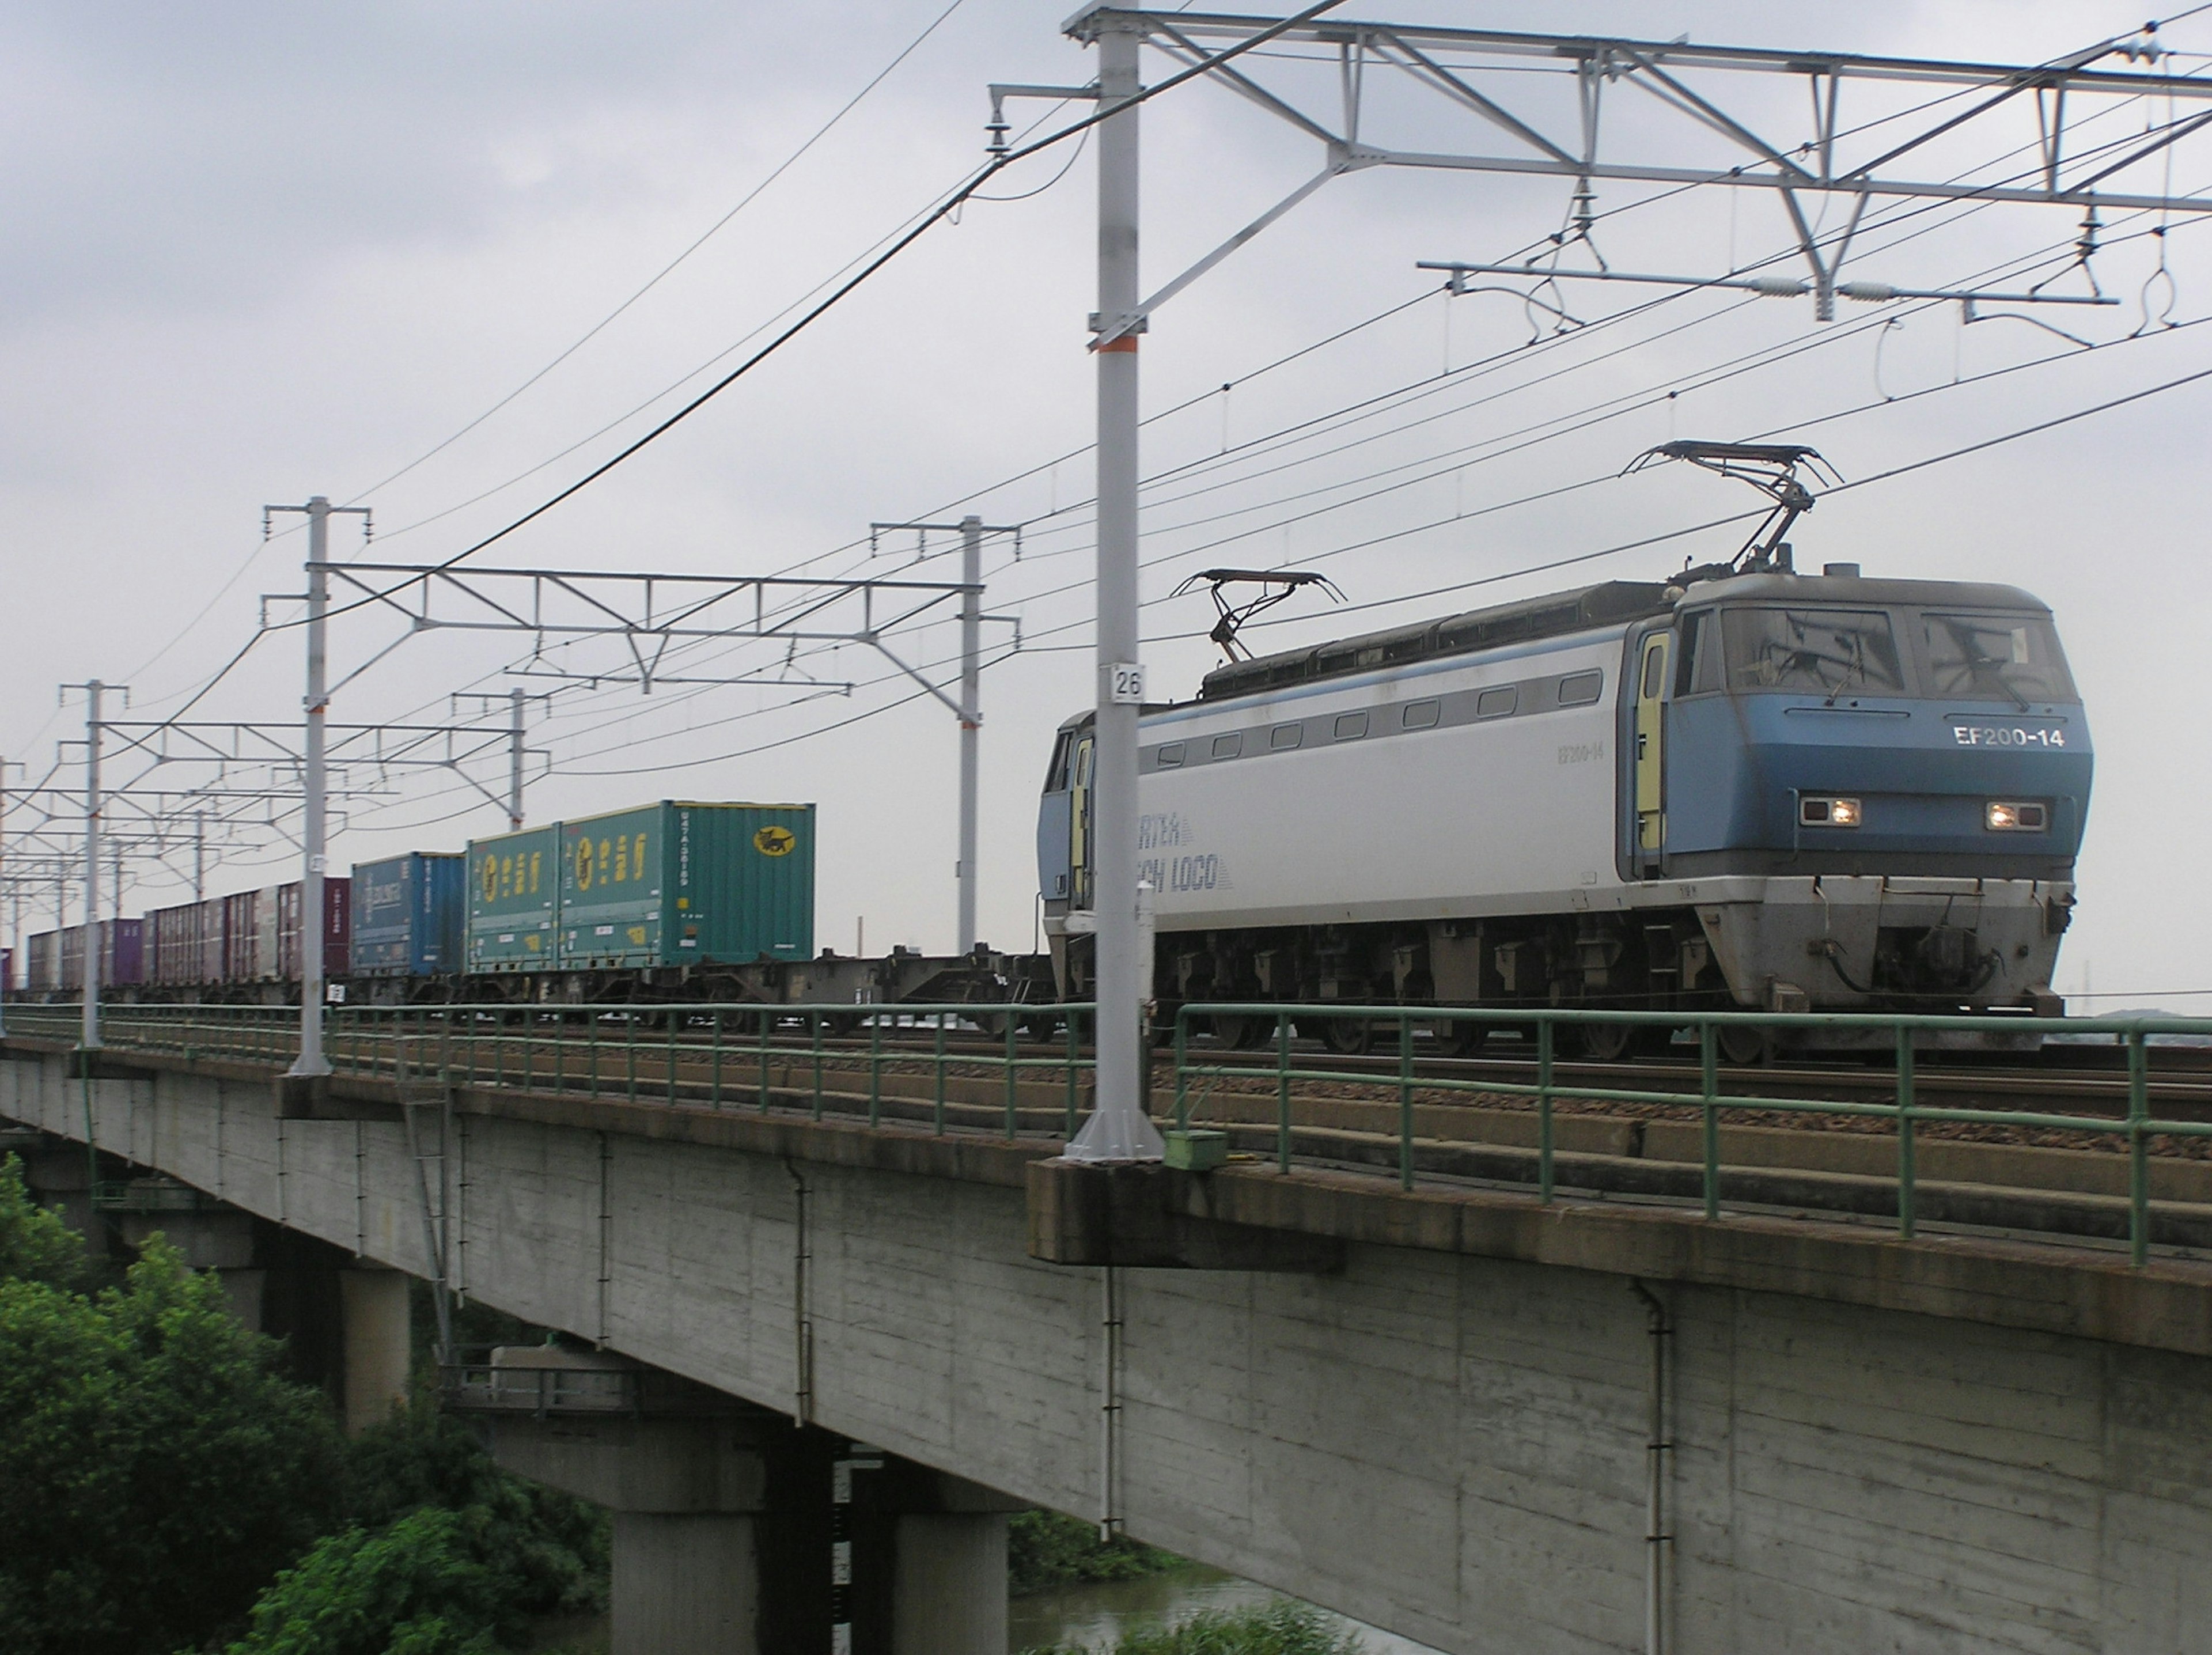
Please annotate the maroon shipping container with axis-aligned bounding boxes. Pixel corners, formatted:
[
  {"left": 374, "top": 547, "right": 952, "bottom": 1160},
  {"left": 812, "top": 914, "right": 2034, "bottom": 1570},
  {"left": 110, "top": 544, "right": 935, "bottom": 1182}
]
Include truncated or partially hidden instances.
[
  {"left": 55, "top": 920, "right": 143, "bottom": 989},
  {"left": 255, "top": 889, "right": 279, "bottom": 982},
  {"left": 151, "top": 902, "right": 197, "bottom": 987},
  {"left": 278, "top": 877, "right": 351, "bottom": 980},
  {"left": 222, "top": 891, "right": 263, "bottom": 984},
  {"left": 197, "top": 897, "right": 227, "bottom": 986},
  {"left": 109, "top": 918, "right": 144, "bottom": 987},
  {"left": 26, "top": 931, "right": 56, "bottom": 992},
  {"left": 0, "top": 946, "right": 12, "bottom": 995}
]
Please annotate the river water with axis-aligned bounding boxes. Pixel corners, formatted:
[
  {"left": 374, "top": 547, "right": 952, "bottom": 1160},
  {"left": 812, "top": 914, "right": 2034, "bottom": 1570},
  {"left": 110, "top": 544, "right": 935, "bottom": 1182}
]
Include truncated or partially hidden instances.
[{"left": 1010, "top": 1566, "right": 1445, "bottom": 1653}]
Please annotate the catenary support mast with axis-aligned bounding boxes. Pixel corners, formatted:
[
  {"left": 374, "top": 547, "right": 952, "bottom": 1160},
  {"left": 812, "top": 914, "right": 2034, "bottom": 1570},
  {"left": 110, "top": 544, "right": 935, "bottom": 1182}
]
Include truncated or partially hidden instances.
[
  {"left": 79, "top": 683, "right": 103, "bottom": 1050},
  {"left": 268, "top": 494, "right": 368, "bottom": 1080},
  {"left": 957, "top": 516, "right": 984, "bottom": 953},
  {"left": 1070, "top": 18, "right": 1165, "bottom": 1161}
]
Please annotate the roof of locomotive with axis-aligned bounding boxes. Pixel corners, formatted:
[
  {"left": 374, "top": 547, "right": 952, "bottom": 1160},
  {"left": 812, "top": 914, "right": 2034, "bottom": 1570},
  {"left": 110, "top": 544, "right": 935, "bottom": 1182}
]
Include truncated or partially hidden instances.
[{"left": 1195, "top": 570, "right": 2052, "bottom": 703}]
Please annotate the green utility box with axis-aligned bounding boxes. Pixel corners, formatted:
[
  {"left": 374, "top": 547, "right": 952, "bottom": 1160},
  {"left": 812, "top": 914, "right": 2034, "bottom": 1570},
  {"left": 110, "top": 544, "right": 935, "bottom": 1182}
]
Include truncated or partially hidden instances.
[
  {"left": 557, "top": 801, "right": 815, "bottom": 970},
  {"left": 465, "top": 824, "right": 562, "bottom": 973}
]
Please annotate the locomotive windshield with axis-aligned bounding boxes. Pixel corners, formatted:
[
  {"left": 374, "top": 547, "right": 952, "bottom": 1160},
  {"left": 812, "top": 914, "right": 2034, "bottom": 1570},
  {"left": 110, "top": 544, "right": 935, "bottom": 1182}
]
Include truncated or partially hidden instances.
[
  {"left": 1721, "top": 607, "right": 1906, "bottom": 695},
  {"left": 1921, "top": 612, "right": 2075, "bottom": 705}
]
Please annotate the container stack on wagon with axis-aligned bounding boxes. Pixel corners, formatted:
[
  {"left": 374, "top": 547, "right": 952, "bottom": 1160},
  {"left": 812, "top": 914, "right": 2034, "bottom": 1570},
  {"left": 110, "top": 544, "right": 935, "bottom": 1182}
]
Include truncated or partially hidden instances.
[
  {"left": 11, "top": 799, "right": 880, "bottom": 1006},
  {"left": 351, "top": 854, "right": 465, "bottom": 981}
]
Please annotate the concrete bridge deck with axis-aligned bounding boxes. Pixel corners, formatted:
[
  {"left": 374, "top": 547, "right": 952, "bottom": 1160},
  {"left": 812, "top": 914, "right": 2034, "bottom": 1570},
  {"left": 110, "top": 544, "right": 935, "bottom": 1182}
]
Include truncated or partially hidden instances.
[{"left": 5, "top": 1027, "right": 2211, "bottom": 1653}]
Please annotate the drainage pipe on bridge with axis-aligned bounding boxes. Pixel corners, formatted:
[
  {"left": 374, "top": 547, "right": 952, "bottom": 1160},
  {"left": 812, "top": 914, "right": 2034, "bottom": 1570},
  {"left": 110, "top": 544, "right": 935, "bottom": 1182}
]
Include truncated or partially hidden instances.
[{"left": 1631, "top": 1280, "right": 1673, "bottom": 1655}]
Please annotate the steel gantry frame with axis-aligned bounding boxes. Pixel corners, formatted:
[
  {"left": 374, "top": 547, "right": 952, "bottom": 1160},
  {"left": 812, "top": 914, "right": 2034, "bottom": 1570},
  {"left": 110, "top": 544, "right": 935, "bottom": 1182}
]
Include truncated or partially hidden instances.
[
  {"left": 1041, "top": 6, "right": 2212, "bottom": 1163},
  {"left": 77, "top": 714, "right": 525, "bottom": 1072},
  {"left": 314, "top": 551, "right": 1020, "bottom": 945},
  {"left": 253, "top": 532, "right": 1021, "bottom": 1072},
  {"left": 868, "top": 514, "right": 1023, "bottom": 954}
]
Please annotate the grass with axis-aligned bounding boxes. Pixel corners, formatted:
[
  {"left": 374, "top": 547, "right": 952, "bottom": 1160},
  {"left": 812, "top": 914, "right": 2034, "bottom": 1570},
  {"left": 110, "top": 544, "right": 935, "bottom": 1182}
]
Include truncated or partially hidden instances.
[{"left": 1018, "top": 1599, "right": 1366, "bottom": 1655}]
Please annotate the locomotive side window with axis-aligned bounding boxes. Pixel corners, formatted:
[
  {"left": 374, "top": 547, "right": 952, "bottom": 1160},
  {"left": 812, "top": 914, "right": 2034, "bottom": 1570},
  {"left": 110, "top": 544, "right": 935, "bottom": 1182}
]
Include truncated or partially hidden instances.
[
  {"left": 1722, "top": 608, "right": 1904, "bottom": 695},
  {"left": 1211, "top": 732, "right": 1244, "bottom": 759},
  {"left": 1921, "top": 613, "right": 2076, "bottom": 703},
  {"left": 1402, "top": 699, "right": 1441, "bottom": 729},
  {"left": 1270, "top": 722, "right": 1304, "bottom": 749},
  {"left": 1156, "top": 741, "right": 1184, "bottom": 767},
  {"left": 1475, "top": 686, "right": 1517, "bottom": 719},
  {"left": 1558, "top": 671, "right": 1604, "bottom": 706},
  {"left": 1332, "top": 711, "right": 1369, "bottom": 740},
  {"left": 1043, "top": 732, "right": 1073, "bottom": 790}
]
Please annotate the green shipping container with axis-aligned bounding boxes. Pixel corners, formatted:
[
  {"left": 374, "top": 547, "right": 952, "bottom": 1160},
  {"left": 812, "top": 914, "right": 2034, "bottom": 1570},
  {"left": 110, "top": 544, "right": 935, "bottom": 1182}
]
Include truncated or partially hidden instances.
[
  {"left": 557, "top": 801, "right": 813, "bottom": 969},
  {"left": 465, "top": 824, "right": 561, "bottom": 972}
]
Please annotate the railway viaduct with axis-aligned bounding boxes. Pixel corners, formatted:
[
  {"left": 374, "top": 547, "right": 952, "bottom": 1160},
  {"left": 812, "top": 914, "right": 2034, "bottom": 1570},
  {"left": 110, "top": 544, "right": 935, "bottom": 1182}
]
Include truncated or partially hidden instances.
[{"left": 5, "top": 1031, "right": 2211, "bottom": 1655}]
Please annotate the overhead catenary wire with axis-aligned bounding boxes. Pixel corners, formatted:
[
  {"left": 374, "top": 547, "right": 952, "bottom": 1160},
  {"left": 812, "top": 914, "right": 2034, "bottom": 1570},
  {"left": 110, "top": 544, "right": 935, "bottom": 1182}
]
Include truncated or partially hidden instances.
[
  {"left": 279, "top": 0, "right": 1354, "bottom": 636},
  {"left": 342, "top": 0, "right": 974, "bottom": 508},
  {"left": 56, "top": 9, "right": 2212, "bottom": 893}
]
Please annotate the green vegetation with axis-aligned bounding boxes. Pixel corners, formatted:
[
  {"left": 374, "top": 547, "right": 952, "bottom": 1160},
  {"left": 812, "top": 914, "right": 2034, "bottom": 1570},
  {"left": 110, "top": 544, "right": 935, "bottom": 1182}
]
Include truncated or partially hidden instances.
[
  {"left": 1020, "top": 1600, "right": 1365, "bottom": 1655},
  {"left": 1010, "top": 1509, "right": 1185, "bottom": 1596},
  {"left": 219, "top": 1398, "right": 609, "bottom": 1654},
  {"left": 0, "top": 1158, "right": 344, "bottom": 1655},
  {"left": 0, "top": 1156, "right": 605, "bottom": 1655}
]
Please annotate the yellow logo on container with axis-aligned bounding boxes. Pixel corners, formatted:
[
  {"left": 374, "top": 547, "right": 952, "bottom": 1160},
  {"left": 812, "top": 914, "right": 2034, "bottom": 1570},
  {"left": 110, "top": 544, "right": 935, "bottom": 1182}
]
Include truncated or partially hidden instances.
[{"left": 753, "top": 825, "right": 796, "bottom": 857}]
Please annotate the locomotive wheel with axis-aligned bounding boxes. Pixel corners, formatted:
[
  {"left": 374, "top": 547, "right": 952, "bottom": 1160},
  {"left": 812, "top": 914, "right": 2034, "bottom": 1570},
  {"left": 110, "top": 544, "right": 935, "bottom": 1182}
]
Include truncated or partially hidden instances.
[
  {"left": 1317, "top": 1016, "right": 1374, "bottom": 1056},
  {"left": 1020, "top": 1012, "right": 1062, "bottom": 1042},
  {"left": 1717, "top": 1024, "right": 1771, "bottom": 1066},
  {"left": 1209, "top": 1012, "right": 1265, "bottom": 1050},
  {"left": 1569, "top": 1021, "right": 1638, "bottom": 1062},
  {"left": 1430, "top": 1019, "right": 1487, "bottom": 1058}
]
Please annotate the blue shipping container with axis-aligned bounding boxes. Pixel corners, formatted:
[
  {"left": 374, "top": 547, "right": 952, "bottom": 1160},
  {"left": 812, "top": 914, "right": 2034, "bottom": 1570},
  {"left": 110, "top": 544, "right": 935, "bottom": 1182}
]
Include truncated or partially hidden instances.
[{"left": 351, "top": 853, "right": 467, "bottom": 978}]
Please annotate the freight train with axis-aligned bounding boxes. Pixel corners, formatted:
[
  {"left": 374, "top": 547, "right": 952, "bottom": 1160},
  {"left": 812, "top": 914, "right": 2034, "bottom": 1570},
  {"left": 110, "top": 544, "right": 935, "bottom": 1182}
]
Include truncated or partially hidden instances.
[
  {"left": 1039, "top": 555, "right": 2090, "bottom": 1058},
  {"left": 21, "top": 800, "right": 1048, "bottom": 1012}
]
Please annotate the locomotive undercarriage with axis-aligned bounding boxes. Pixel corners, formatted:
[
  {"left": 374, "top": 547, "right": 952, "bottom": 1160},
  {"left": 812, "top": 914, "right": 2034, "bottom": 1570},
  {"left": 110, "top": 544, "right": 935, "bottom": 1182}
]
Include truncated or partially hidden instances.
[{"left": 1050, "top": 877, "right": 2070, "bottom": 1059}]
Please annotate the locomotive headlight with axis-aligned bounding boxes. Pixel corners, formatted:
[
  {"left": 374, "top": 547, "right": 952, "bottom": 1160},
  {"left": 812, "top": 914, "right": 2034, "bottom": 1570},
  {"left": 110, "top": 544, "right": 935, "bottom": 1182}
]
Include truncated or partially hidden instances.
[
  {"left": 1800, "top": 796, "right": 1862, "bottom": 827},
  {"left": 1987, "top": 800, "right": 2047, "bottom": 832}
]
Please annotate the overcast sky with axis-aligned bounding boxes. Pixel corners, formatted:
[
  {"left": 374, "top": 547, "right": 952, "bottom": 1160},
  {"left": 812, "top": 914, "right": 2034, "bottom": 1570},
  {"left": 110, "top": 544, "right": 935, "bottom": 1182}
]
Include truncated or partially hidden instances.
[{"left": 4, "top": 1, "right": 2209, "bottom": 1005}]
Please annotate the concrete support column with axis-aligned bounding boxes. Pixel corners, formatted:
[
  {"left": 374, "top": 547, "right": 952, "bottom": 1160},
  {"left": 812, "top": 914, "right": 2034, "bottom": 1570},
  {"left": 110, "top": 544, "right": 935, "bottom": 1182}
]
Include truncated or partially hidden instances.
[
  {"left": 117, "top": 1206, "right": 262, "bottom": 1330},
  {"left": 893, "top": 1511, "right": 1009, "bottom": 1655},
  {"left": 612, "top": 1513, "right": 760, "bottom": 1654},
  {"left": 480, "top": 1398, "right": 778, "bottom": 1655},
  {"left": 339, "top": 1267, "right": 411, "bottom": 1433}
]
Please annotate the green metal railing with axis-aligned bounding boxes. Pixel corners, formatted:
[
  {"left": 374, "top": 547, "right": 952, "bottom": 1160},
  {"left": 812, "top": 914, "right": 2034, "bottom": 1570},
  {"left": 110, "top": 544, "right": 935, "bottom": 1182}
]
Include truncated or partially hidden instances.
[
  {"left": 17, "top": 995, "right": 2212, "bottom": 1265},
  {"left": 1, "top": 1001, "right": 1097, "bottom": 1144},
  {"left": 1172, "top": 1002, "right": 2212, "bottom": 1266}
]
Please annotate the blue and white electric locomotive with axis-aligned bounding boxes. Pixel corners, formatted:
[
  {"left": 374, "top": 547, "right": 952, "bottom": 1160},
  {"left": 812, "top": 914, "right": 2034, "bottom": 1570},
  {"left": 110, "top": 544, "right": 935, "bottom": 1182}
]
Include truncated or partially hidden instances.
[{"left": 1037, "top": 444, "right": 2089, "bottom": 1055}]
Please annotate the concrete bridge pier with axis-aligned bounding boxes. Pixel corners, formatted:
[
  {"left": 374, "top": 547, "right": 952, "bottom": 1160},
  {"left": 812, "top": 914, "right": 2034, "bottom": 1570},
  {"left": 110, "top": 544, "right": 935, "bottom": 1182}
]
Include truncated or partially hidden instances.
[
  {"left": 461, "top": 1349, "right": 1016, "bottom": 1654},
  {"left": 888, "top": 1504, "right": 1014, "bottom": 1655}
]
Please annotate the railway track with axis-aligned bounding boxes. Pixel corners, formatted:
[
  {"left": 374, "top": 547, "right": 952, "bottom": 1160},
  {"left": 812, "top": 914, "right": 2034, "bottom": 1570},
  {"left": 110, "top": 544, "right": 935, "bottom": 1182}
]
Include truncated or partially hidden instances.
[
  {"left": 14, "top": 1006, "right": 2212, "bottom": 1256},
  {"left": 13, "top": 1006, "right": 2212, "bottom": 1117}
]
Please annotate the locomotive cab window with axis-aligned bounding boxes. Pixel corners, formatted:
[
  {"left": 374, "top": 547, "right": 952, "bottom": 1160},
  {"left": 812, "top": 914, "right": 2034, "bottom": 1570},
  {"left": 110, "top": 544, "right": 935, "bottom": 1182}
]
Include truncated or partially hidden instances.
[
  {"left": 1921, "top": 613, "right": 2076, "bottom": 704},
  {"left": 1043, "top": 732, "right": 1073, "bottom": 790},
  {"left": 1722, "top": 608, "right": 1904, "bottom": 695},
  {"left": 1676, "top": 611, "right": 1724, "bottom": 696}
]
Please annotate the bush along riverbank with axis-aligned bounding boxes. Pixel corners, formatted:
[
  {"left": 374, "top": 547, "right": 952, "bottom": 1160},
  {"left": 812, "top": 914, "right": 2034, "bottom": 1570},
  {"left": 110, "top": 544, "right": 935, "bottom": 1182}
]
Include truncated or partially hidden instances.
[
  {"left": 1010, "top": 1510, "right": 1185, "bottom": 1596},
  {"left": 0, "top": 1156, "right": 607, "bottom": 1655},
  {"left": 1019, "top": 1600, "right": 1367, "bottom": 1655}
]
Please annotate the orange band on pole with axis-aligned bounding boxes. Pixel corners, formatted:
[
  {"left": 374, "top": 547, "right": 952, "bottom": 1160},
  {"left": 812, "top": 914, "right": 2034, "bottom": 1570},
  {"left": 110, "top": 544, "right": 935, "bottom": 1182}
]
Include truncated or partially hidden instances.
[{"left": 1096, "top": 335, "right": 1140, "bottom": 353}]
